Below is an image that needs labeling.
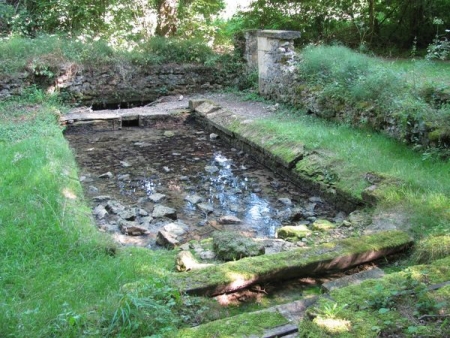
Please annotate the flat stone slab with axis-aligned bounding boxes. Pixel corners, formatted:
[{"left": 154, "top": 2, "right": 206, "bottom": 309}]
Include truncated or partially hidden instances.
[
  {"left": 61, "top": 107, "right": 180, "bottom": 124},
  {"left": 173, "top": 230, "right": 412, "bottom": 296},
  {"left": 258, "top": 30, "right": 302, "bottom": 40},
  {"left": 321, "top": 267, "right": 385, "bottom": 292}
]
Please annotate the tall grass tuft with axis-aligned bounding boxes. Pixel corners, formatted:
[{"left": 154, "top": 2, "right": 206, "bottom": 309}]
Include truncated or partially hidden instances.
[{"left": 412, "top": 235, "right": 450, "bottom": 264}]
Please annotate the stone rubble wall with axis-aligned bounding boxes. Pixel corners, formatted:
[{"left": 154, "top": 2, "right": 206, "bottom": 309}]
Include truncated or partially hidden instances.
[{"left": 0, "top": 62, "right": 236, "bottom": 106}]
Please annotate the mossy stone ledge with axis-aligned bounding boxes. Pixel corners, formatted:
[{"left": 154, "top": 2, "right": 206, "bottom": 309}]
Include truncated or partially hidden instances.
[{"left": 172, "top": 230, "right": 413, "bottom": 296}]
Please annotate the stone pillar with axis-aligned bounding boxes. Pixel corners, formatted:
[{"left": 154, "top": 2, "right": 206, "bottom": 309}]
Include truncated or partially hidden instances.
[
  {"left": 256, "top": 30, "right": 301, "bottom": 97},
  {"left": 243, "top": 30, "right": 260, "bottom": 70}
]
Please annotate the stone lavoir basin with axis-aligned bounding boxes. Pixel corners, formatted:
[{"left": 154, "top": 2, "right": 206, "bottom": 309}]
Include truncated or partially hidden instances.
[
  {"left": 63, "top": 99, "right": 414, "bottom": 336},
  {"left": 64, "top": 110, "right": 346, "bottom": 251}
]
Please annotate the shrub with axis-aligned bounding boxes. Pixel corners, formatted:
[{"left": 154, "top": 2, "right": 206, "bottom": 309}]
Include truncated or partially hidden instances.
[
  {"left": 426, "top": 18, "right": 450, "bottom": 61},
  {"left": 138, "top": 36, "right": 216, "bottom": 65}
]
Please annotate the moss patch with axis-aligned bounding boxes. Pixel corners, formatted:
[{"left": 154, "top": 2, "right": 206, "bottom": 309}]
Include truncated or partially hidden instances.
[
  {"left": 277, "top": 224, "right": 312, "bottom": 240},
  {"left": 212, "top": 231, "right": 265, "bottom": 261},
  {"left": 300, "top": 256, "right": 450, "bottom": 337},
  {"left": 311, "top": 219, "right": 336, "bottom": 231},
  {"left": 175, "top": 309, "right": 288, "bottom": 338}
]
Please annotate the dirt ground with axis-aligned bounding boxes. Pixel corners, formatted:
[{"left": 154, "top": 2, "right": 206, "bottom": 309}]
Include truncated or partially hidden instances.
[{"left": 146, "top": 92, "right": 277, "bottom": 119}]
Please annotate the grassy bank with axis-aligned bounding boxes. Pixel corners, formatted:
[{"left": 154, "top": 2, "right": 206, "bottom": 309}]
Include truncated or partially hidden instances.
[
  {"left": 229, "top": 98, "right": 450, "bottom": 337},
  {"left": 296, "top": 46, "right": 450, "bottom": 154},
  {"left": 0, "top": 34, "right": 235, "bottom": 77},
  {"left": 0, "top": 90, "right": 184, "bottom": 337},
  {"left": 242, "top": 113, "right": 450, "bottom": 237}
]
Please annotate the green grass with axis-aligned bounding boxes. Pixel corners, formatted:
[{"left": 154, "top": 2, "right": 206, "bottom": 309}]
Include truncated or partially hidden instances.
[
  {"left": 238, "top": 112, "right": 450, "bottom": 237},
  {"left": 0, "top": 90, "right": 184, "bottom": 337},
  {"left": 388, "top": 59, "right": 450, "bottom": 86}
]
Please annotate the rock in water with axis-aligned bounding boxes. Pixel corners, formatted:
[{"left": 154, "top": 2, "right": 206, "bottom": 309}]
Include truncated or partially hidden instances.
[
  {"left": 149, "top": 193, "right": 166, "bottom": 203},
  {"left": 156, "top": 230, "right": 179, "bottom": 249},
  {"left": 213, "top": 231, "right": 265, "bottom": 261},
  {"left": 152, "top": 205, "right": 177, "bottom": 219},
  {"left": 119, "top": 221, "right": 148, "bottom": 236},
  {"left": 198, "top": 203, "right": 214, "bottom": 214},
  {"left": 276, "top": 225, "right": 312, "bottom": 241},
  {"left": 184, "top": 194, "right": 203, "bottom": 205},
  {"left": 93, "top": 205, "right": 108, "bottom": 219}
]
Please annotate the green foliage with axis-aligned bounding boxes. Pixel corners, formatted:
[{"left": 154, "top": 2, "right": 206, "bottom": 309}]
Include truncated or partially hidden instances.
[
  {"left": 176, "top": 0, "right": 225, "bottom": 41},
  {"left": 229, "top": 0, "right": 450, "bottom": 52},
  {"left": 426, "top": 18, "right": 450, "bottom": 61},
  {"left": 367, "top": 271, "right": 447, "bottom": 317},
  {"left": 138, "top": 36, "right": 216, "bottom": 64},
  {"left": 319, "top": 302, "right": 349, "bottom": 319},
  {"left": 0, "top": 35, "right": 114, "bottom": 74},
  {"left": 1, "top": 0, "right": 226, "bottom": 50}
]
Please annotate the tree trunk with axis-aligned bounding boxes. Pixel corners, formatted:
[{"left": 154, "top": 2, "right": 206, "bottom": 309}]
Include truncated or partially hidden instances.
[
  {"left": 155, "top": 0, "right": 178, "bottom": 37},
  {"left": 368, "top": 0, "right": 375, "bottom": 43}
]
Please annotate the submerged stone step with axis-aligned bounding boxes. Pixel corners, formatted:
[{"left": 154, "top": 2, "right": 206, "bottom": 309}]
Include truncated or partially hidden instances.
[{"left": 173, "top": 231, "right": 412, "bottom": 296}]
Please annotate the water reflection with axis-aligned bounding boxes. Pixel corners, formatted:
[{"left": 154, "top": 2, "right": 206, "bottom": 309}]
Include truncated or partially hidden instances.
[{"left": 187, "top": 152, "right": 281, "bottom": 237}]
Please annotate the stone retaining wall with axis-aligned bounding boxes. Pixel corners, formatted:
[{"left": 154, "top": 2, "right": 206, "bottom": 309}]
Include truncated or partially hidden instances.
[{"left": 0, "top": 62, "right": 236, "bottom": 107}]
